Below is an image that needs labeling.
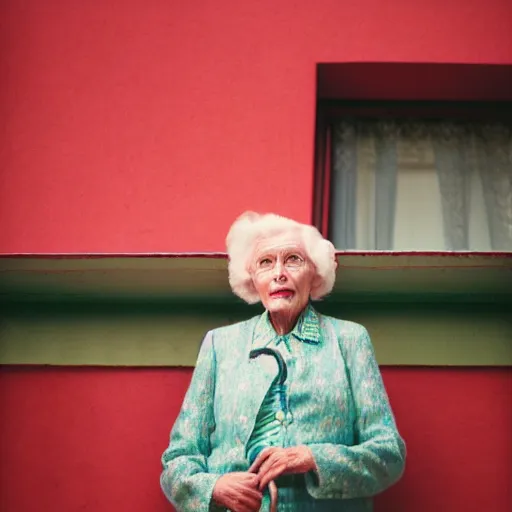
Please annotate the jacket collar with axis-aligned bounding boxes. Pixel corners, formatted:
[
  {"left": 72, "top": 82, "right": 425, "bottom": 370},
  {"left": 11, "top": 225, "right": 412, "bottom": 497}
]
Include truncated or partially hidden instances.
[{"left": 252, "top": 303, "right": 321, "bottom": 351}]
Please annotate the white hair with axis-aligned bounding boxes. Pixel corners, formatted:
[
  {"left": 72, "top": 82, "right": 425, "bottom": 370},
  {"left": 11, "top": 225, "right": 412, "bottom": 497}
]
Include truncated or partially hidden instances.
[{"left": 226, "top": 211, "right": 337, "bottom": 304}]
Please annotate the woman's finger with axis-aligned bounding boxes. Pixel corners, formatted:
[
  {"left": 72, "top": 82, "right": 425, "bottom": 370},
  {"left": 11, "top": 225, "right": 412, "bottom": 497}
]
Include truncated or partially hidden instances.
[
  {"left": 239, "top": 485, "right": 263, "bottom": 502},
  {"left": 256, "top": 454, "right": 282, "bottom": 488},
  {"left": 258, "top": 457, "right": 287, "bottom": 489},
  {"left": 242, "top": 496, "right": 263, "bottom": 512},
  {"left": 241, "top": 472, "right": 260, "bottom": 488},
  {"left": 259, "top": 463, "right": 286, "bottom": 490},
  {"left": 258, "top": 451, "right": 281, "bottom": 474},
  {"left": 234, "top": 499, "right": 260, "bottom": 512},
  {"left": 236, "top": 491, "right": 263, "bottom": 512},
  {"left": 248, "top": 447, "right": 275, "bottom": 473},
  {"left": 231, "top": 503, "right": 253, "bottom": 512}
]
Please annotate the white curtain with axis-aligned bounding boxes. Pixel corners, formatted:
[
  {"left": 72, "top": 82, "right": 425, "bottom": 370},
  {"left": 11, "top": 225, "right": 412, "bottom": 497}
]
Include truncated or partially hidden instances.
[{"left": 330, "top": 119, "right": 512, "bottom": 251}]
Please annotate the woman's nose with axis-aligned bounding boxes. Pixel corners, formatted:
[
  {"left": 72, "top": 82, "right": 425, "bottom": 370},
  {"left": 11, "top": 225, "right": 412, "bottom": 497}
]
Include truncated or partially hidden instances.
[{"left": 273, "top": 261, "right": 287, "bottom": 282}]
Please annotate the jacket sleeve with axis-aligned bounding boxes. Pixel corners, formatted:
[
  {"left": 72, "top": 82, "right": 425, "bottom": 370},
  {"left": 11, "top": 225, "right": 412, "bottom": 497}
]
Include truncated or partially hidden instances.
[
  {"left": 305, "top": 325, "right": 406, "bottom": 500},
  {"left": 160, "top": 330, "right": 224, "bottom": 512}
]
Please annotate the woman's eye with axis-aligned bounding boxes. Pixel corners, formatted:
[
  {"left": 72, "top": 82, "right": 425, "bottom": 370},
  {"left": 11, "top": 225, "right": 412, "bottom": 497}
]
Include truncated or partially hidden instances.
[
  {"left": 259, "top": 258, "right": 272, "bottom": 267},
  {"left": 286, "top": 254, "right": 303, "bottom": 265}
]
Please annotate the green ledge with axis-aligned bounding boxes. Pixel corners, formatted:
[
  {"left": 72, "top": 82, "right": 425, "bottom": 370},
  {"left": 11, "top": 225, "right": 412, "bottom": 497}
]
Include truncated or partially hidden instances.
[{"left": 1, "top": 253, "right": 511, "bottom": 366}]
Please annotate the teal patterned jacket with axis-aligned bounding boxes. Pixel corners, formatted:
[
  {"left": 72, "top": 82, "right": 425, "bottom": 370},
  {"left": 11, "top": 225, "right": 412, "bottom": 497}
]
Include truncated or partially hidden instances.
[{"left": 161, "top": 306, "right": 406, "bottom": 511}]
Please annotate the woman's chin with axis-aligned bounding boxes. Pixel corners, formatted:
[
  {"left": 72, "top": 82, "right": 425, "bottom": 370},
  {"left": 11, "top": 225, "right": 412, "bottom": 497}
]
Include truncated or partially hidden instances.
[{"left": 265, "top": 299, "right": 301, "bottom": 316}]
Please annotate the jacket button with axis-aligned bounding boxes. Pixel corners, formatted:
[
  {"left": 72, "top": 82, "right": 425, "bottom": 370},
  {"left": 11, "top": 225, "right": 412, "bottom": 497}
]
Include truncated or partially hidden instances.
[{"left": 275, "top": 410, "right": 285, "bottom": 422}]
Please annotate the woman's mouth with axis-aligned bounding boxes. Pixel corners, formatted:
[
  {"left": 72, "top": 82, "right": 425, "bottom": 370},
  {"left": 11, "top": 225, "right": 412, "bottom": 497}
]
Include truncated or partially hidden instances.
[{"left": 269, "top": 289, "right": 294, "bottom": 299}]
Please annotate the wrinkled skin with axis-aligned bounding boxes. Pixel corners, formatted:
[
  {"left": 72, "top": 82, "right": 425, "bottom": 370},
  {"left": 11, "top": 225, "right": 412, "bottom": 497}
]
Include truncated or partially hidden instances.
[
  {"left": 212, "top": 472, "right": 263, "bottom": 512},
  {"left": 249, "top": 446, "right": 317, "bottom": 491},
  {"left": 251, "top": 232, "right": 315, "bottom": 335},
  {"left": 213, "top": 444, "right": 315, "bottom": 512}
]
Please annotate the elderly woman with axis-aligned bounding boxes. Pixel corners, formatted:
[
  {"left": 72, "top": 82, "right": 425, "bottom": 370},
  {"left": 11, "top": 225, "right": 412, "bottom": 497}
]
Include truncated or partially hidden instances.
[{"left": 161, "top": 212, "right": 405, "bottom": 512}]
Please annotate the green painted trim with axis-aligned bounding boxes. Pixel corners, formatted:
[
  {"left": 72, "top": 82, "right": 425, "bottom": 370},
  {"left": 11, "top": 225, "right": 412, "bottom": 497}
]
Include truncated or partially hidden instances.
[
  {"left": 1, "top": 301, "right": 510, "bottom": 366},
  {"left": 1, "top": 254, "right": 510, "bottom": 366},
  {"left": 1, "top": 254, "right": 511, "bottom": 301}
]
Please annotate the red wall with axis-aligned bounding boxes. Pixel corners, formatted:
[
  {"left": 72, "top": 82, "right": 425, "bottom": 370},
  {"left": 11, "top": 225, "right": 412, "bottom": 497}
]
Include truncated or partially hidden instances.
[
  {"left": 1, "top": 0, "right": 512, "bottom": 253},
  {"left": 1, "top": 367, "right": 511, "bottom": 512},
  {"left": 1, "top": 1, "right": 512, "bottom": 511}
]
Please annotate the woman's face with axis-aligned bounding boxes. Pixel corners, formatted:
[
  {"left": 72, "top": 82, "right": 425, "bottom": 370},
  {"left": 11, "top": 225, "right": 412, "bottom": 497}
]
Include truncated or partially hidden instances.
[{"left": 250, "top": 231, "right": 315, "bottom": 318}]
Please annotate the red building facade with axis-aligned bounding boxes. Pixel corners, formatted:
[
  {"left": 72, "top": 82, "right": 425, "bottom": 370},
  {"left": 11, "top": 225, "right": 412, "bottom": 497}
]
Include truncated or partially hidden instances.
[{"left": 1, "top": 1, "right": 511, "bottom": 511}]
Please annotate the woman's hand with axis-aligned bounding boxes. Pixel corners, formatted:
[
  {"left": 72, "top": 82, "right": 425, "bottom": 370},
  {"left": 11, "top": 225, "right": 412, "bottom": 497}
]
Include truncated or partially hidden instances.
[
  {"left": 249, "top": 446, "right": 317, "bottom": 490},
  {"left": 212, "top": 472, "right": 263, "bottom": 512}
]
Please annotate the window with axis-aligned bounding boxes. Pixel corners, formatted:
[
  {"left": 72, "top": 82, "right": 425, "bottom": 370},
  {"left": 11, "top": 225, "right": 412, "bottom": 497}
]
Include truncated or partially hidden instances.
[{"left": 314, "top": 102, "right": 512, "bottom": 251}]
